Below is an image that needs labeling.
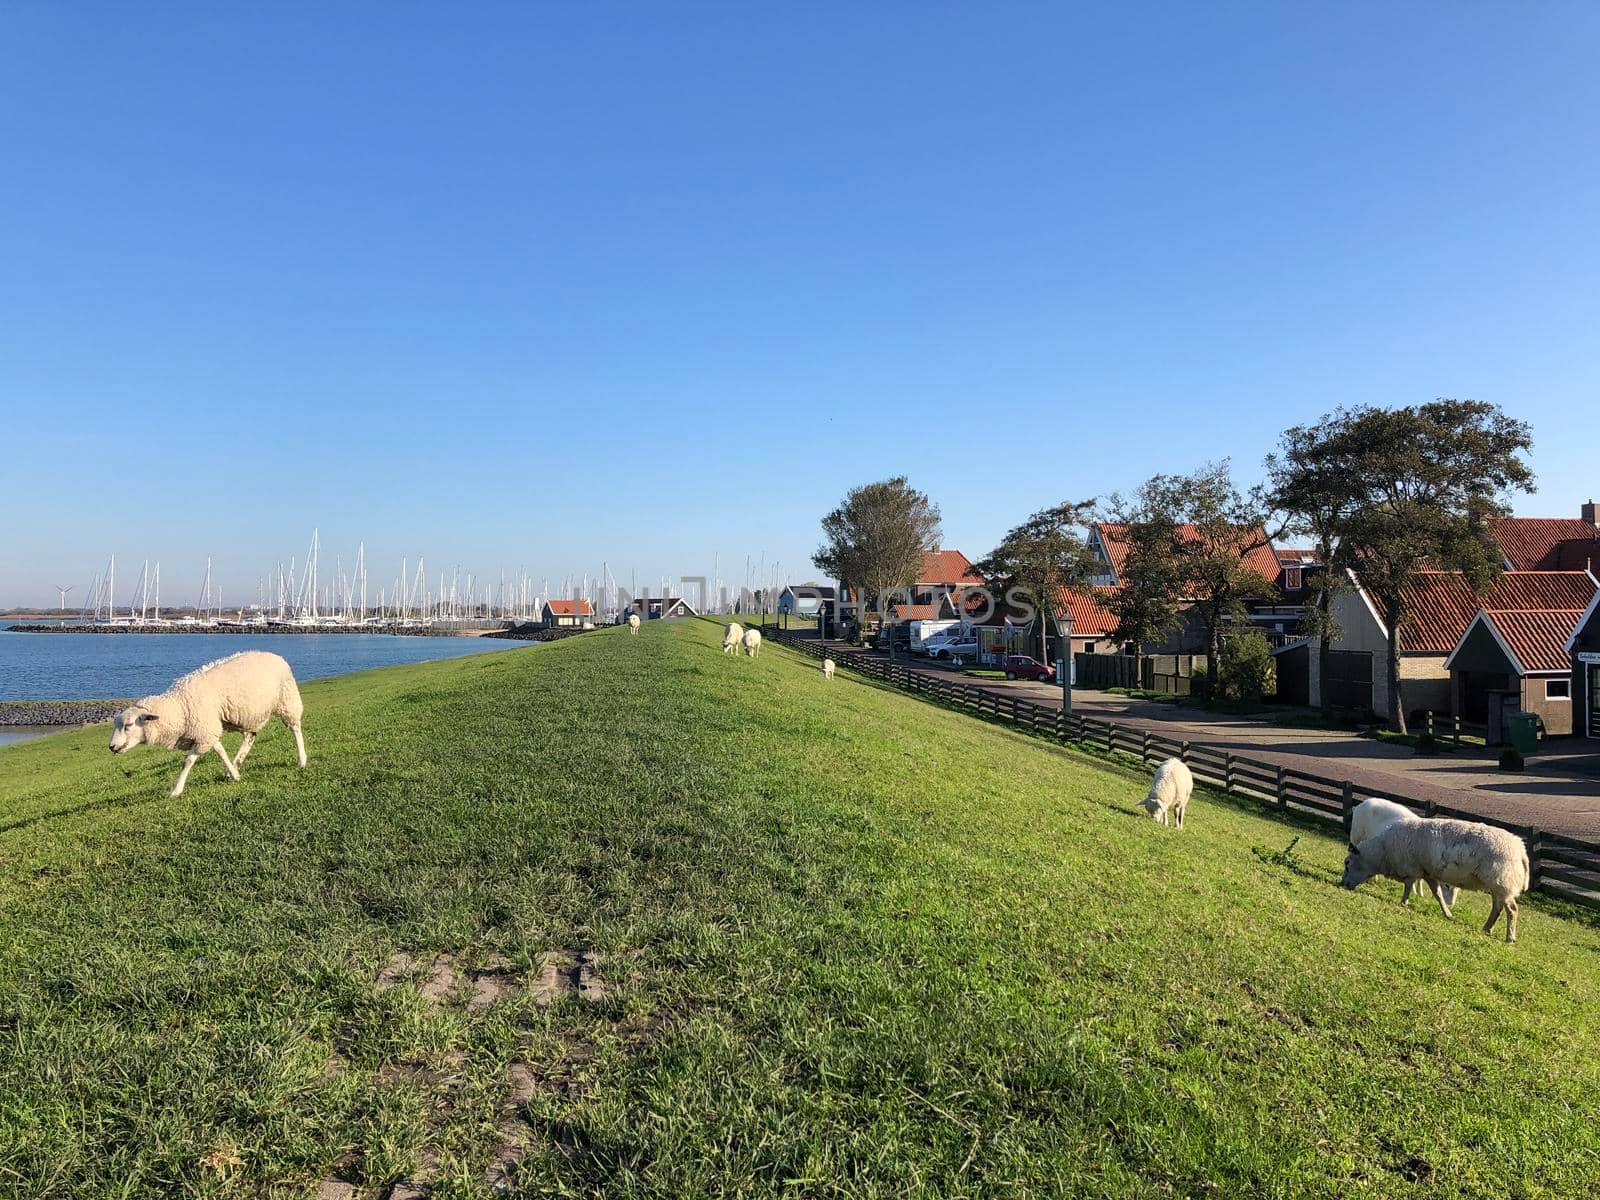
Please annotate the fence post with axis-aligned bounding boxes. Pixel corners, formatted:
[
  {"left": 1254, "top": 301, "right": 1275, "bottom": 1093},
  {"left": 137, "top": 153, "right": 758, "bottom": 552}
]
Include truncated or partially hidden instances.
[
  {"left": 1141, "top": 730, "right": 1151, "bottom": 761},
  {"left": 1527, "top": 828, "right": 1542, "bottom": 888},
  {"left": 1276, "top": 765, "right": 1287, "bottom": 810},
  {"left": 1224, "top": 752, "right": 1235, "bottom": 793},
  {"left": 1180, "top": 740, "right": 1190, "bottom": 764},
  {"left": 1341, "top": 781, "right": 1354, "bottom": 835}
]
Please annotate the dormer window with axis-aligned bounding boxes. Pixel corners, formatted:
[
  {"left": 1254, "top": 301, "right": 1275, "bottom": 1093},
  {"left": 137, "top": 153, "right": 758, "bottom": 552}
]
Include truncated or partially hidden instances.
[{"left": 1284, "top": 565, "right": 1303, "bottom": 591}]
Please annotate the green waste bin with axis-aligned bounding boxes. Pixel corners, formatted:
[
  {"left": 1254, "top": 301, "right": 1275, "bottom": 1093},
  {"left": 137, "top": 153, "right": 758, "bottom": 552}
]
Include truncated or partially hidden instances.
[{"left": 1506, "top": 711, "right": 1539, "bottom": 755}]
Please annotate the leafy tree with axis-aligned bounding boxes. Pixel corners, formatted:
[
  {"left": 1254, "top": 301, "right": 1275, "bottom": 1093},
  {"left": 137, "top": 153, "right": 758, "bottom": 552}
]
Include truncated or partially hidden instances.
[
  {"left": 1328, "top": 401, "right": 1534, "bottom": 733},
  {"left": 1266, "top": 416, "right": 1364, "bottom": 716},
  {"left": 1218, "top": 629, "right": 1274, "bottom": 703},
  {"left": 973, "top": 500, "right": 1099, "bottom": 664},
  {"left": 1102, "top": 501, "right": 1185, "bottom": 655},
  {"left": 813, "top": 477, "right": 942, "bottom": 623},
  {"left": 1106, "top": 462, "right": 1278, "bottom": 695}
]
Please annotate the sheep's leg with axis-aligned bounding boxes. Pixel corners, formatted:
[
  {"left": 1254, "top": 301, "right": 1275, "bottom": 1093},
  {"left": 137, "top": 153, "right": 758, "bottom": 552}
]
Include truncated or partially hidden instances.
[
  {"left": 1173, "top": 803, "right": 1184, "bottom": 830},
  {"left": 1401, "top": 879, "right": 1414, "bottom": 905},
  {"left": 234, "top": 730, "right": 257, "bottom": 766},
  {"left": 212, "top": 741, "right": 240, "bottom": 782},
  {"left": 1483, "top": 897, "right": 1505, "bottom": 937},
  {"left": 170, "top": 752, "right": 200, "bottom": 797},
  {"left": 291, "top": 722, "right": 307, "bottom": 768},
  {"left": 1429, "top": 881, "right": 1454, "bottom": 919},
  {"left": 1504, "top": 897, "right": 1518, "bottom": 943}
]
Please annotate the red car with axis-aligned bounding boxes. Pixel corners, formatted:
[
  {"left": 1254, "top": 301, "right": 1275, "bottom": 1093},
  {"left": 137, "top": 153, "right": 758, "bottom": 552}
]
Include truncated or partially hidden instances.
[{"left": 1003, "top": 655, "right": 1056, "bottom": 682}]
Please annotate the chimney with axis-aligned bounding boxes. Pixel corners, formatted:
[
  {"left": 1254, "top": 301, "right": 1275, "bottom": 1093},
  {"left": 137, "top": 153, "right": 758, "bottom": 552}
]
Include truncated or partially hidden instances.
[{"left": 1584, "top": 499, "right": 1599, "bottom": 527}]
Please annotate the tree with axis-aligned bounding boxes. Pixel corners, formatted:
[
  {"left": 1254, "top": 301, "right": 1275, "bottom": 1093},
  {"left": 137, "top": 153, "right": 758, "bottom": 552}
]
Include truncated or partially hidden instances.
[
  {"left": 1106, "top": 462, "right": 1278, "bottom": 696},
  {"left": 1218, "top": 629, "right": 1274, "bottom": 703},
  {"left": 1266, "top": 416, "right": 1363, "bottom": 717},
  {"left": 973, "top": 500, "right": 1099, "bottom": 664},
  {"left": 813, "top": 477, "right": 942, "bottom": 623},
  {"left": 1327, "top": 401, "right": 1534, "bottom": 733},
  {"left": 1102, "top": 500, "right": 1185, "bottom": 655}
]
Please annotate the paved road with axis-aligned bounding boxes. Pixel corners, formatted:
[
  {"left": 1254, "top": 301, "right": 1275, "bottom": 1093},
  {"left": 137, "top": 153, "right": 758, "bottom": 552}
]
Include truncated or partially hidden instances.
[{"left": 797, "top": 634, "right": 1600, "bottom": 841}]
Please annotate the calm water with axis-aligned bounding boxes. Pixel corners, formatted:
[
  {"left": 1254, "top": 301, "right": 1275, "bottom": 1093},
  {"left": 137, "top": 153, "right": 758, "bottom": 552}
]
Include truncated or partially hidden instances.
[{"left": 0, "top": 624, "right": 526, "bottom": 702}]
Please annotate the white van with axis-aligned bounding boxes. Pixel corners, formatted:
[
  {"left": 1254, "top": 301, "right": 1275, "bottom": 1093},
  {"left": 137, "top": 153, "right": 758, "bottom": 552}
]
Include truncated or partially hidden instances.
[{"left": 909, "top": 619, "right": 959, "bottom": 653}]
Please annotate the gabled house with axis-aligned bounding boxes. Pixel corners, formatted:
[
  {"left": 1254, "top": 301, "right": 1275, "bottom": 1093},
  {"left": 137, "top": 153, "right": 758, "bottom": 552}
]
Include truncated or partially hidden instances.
[
  {"left": 778, "top": 584, "right": 835, "bottom": 616},
  {"left": 1445, "top": 603, "right": 1591, "bottom": 736},
  {"left": 1085, "top": 522, "right": 1284, "bottom": 651},
  {"left": 1563, "top": 587, "right": 1600, "bottom": 740},
  {"left": 1058, "top": 585, "right": 1122, "bottom": 656},
  {"left": 628, "top": 596, "right": 698, "bottom": 620},
  {"left": 541, "top": 598, "right": 595, "bottom": 628},
  {"left": 1314, "top": 569, "right": 1596, "bottom": 719}
]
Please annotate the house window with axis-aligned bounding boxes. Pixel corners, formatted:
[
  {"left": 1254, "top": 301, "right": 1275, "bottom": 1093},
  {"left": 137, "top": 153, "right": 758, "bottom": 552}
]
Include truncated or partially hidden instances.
[
  {"left": 1085, "top": 641, "right": 1097, "bottom": 654},
  {"left": 1284, "top": 565, "right": 1303, "bottom": 591},
  {"left": 1546, "top": 678, "right": 1571, "bottom": 700}
]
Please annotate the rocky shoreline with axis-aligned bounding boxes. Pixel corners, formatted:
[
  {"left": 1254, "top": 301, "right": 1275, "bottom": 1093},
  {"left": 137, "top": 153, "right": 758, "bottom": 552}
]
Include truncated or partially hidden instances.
[
  {"left": 0, "top": 699, "right": 133, "bottom": 726},
  {"left": 481, "top": 624, "right": 599, "bottom": 643}
]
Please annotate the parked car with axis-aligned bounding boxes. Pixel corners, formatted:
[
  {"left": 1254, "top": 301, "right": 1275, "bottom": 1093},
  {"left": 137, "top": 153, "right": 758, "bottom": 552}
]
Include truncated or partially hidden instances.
[
  {"left": 922, "top": 625, "right": 972, "bottom": 657},
  {"left": 931, "top": 635, "right": 979, "bottom": 662},
  {"left": 1003, "top": 655, "right": 1056, "bottom": 682},
  {"left": 872, "top": 623, "right": 911, "bottom": 654}
]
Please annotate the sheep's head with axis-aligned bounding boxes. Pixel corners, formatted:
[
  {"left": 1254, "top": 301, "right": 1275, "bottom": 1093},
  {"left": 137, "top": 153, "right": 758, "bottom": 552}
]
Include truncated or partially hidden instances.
[
  {"left": 109, "top": 706, "right": 159, "bottom": 753},
  {"left": 1138, "top": 795, "right": 1165, "bottom": 821},
  {"left": 1339, "top": 842, "right": 1377, "bottom": 890}
]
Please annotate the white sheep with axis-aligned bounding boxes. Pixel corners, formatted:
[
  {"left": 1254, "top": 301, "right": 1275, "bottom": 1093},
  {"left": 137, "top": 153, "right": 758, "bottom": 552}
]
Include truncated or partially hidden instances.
[
  {"left": 1349, "top": 797, "right": 1460, "bottom": 908},
  {"left": 1139, "top": 757, "right": 1193, "bottom": 828},
  {"left": 108, "top": 651, "right": 307, "bottom": 797},
  {"left": 1340, "top": 818, "right": 1530, "bottom": 943},
  {"left": 628, "top": 613, "right": 641, "bottom": 636},
  {"left": 822, "top": 658, "right": 835, "bottom": 680},
  {"left": 742, "top": 627, "right": 762, "bottom": 658},
  {"left": 723, "top": 621, "right": 744, "bottom": 655}
]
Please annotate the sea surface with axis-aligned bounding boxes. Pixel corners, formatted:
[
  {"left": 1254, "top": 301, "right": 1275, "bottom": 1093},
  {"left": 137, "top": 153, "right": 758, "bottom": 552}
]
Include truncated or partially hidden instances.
[{"left": 0, "top": 623, "right": 525, "bottom": 703}]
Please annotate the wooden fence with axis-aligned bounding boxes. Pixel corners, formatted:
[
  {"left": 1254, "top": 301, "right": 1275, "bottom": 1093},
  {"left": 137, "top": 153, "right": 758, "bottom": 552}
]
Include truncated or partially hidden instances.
[
  {"left": 1073, "top": 652, "right": 1200, "bottom": 695},
  {"left": 763, "top": 626, "right": 1600, "bottom": 912}
]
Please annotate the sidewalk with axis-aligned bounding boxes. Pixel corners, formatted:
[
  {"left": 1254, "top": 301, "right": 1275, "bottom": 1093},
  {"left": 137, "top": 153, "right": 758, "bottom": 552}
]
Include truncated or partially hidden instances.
[{"left": 797, "top": 632, "right": 1600, "bottom": 841}]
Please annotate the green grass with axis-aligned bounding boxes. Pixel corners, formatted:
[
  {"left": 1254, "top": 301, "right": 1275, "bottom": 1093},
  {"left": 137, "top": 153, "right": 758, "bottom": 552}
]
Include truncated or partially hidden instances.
[{"left": 2, "top": 619, "right": 1598, "bottom": 1198}]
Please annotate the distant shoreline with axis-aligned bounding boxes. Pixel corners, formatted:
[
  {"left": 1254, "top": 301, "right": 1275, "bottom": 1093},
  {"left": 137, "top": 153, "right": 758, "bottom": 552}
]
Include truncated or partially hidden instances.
[{"left": 5, "top": 622, "right": 502, "bottom": 637}]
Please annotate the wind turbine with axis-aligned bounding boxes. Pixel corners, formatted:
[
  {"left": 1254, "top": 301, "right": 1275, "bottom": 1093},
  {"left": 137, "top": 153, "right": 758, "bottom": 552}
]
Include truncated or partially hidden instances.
[{"left": 54, "top": 584, "right": 74, "bottom": 611}]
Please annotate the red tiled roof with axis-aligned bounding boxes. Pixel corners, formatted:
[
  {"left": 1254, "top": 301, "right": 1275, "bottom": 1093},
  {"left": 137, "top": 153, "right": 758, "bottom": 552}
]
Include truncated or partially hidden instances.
[
  {"left": 916, "top": 549, "right": 985, "bottom": 587},
  {"left": 1094, "top": 523, "right": 1279, "bottom": 587},
  {"left": 887, "top": 602, "right": 943, "bottom": 621},
  {"left": 1386, "top": 570, "right": 1596, "bottom": 654},
  {"left": 1480, "top": 609, "right": 1587, "bottom": 674},
  {"left": 545, "top": 598, "right": 594, "bottom": 616},
  {"left": 1489, "top": 517, "right": 1600, "bottom": 571},
  {"left": 1058, "top": 585, "right": 1120, "bottom": 636}
]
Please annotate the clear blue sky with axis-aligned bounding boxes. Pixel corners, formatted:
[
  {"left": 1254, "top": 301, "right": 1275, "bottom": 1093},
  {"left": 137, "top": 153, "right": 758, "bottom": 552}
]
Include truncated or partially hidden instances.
[{"left": 3, "top": 3, "right": 1597, "bottom": 608}]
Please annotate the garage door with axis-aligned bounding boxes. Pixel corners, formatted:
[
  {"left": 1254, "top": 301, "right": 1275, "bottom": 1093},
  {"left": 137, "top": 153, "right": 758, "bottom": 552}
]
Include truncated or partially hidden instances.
[{"left": 1325, "top": 650, "right": 1373, "bottom": 714}]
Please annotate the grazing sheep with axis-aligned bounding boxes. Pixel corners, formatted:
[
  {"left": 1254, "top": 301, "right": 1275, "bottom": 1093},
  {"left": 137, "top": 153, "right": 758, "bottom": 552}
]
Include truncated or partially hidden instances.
[
  {"left": 723, "top": 621, "right": 744, "bottom": 655},
  {"left": 1340, "top": 818, "right": 1530, "bottom": 943},
  {"left": 742, "top": 627, "right": 762, "bottom": 658},
  {"left": 1349, "top": 797, "right": 1459, "bottom": 908},
  {"left": 108, "top": 651, "right": 307, "bottom": 797},
  {"left": 822, "top": 658, "right": 835, "bottom": 680},
  {"left": 1139, "top": 757, "right": 1193, "bottom": 828},
  {"left": 628, "top": 613, "right": 641, "bottom": 636}
]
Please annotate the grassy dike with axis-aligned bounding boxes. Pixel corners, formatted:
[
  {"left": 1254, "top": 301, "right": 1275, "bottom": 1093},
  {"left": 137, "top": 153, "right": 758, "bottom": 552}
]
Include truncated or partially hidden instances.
[{"left": 1, "top": 618, "right": 1598, "bottom": 1198}]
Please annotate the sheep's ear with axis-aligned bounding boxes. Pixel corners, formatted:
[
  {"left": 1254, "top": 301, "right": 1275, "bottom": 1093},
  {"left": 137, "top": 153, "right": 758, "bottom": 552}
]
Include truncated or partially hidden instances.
[
  {"left": 1347, "top": 843, "right": 1359, "bottom": 853},
  {"left": 138, "top": 713, "right": 159, "bottom": 724}
]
